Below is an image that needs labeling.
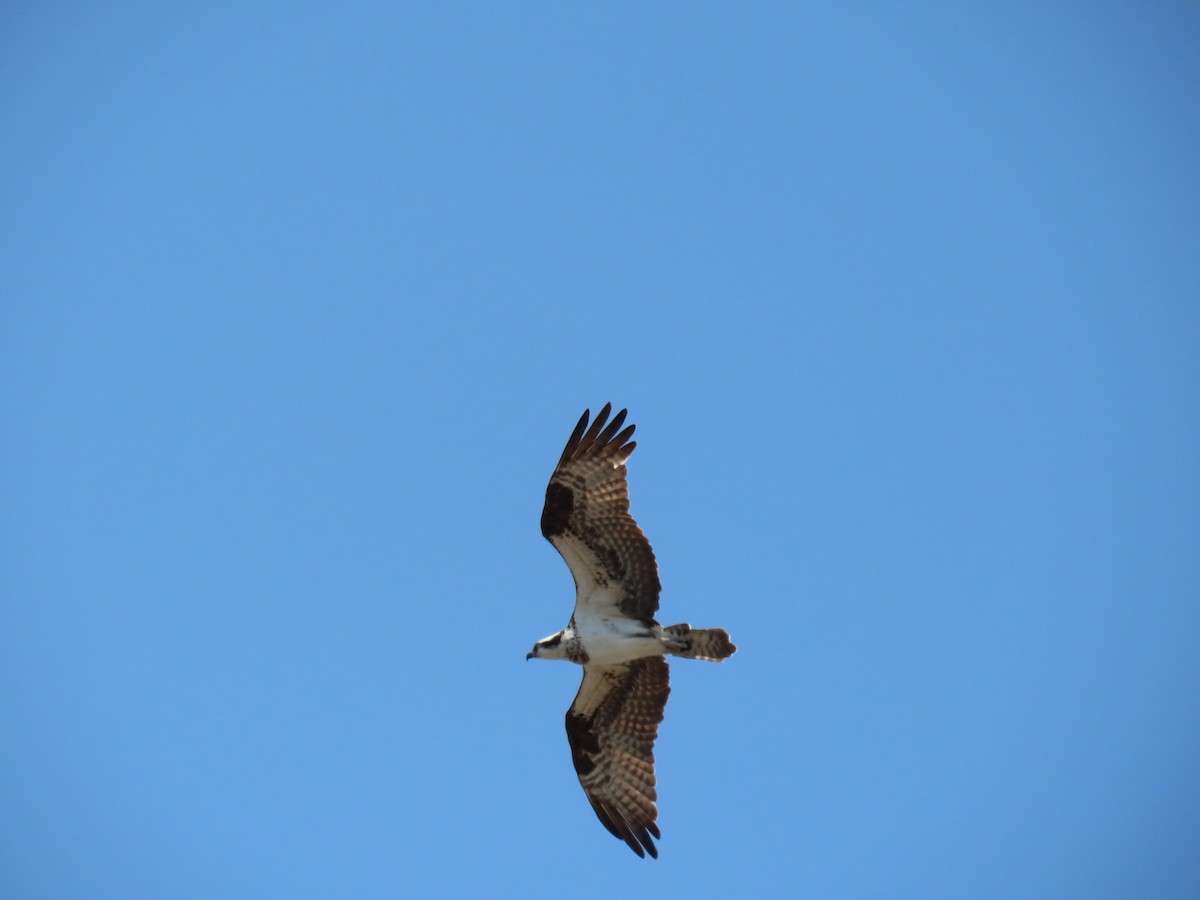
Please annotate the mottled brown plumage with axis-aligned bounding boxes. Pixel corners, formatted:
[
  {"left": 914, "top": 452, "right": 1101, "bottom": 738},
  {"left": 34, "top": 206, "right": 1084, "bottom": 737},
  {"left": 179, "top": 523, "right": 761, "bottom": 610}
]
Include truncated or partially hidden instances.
[
  {"left": 566, "top": 657, "right": 669, "bottom": 858},
  {"left": 531, "top": 405, "right": 736, "bottom": 858},
  {"left": 540, "top": 403, "right": 661, "bottom": 623}
]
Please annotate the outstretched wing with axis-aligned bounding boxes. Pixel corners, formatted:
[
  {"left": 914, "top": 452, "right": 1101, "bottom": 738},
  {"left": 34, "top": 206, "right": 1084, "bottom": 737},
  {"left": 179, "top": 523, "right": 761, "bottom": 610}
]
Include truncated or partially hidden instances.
[
  {"left": 565, "top": 656, "right": 671, "bottom": 858},
  {"left": 540, "top": 404, "right": 661, "bottom": 623}
]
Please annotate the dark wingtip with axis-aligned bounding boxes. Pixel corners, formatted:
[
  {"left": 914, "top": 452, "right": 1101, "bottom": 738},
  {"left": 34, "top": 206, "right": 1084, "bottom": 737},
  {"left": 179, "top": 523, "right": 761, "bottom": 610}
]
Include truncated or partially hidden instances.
[
  {"left": 630, "top": 830, "right": 658, "bottom": 859},
  {"left": 577, "top": 403, "right": 612, "bottom": 455},
  {"left": 554, "top": 404, "right": 640, "bottom": 469},
  {"left": 556, "top": 408, "right": 592, "bottom": 468}
]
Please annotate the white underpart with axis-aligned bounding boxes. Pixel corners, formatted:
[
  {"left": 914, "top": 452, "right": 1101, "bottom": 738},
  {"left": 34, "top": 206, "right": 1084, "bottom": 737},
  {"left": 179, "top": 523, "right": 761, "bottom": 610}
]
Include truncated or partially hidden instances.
[
  {"left": 549, "top": 530, "right": 663, "bottom": 665},
  {"left": 572, "top": 591, "right": 664, "bottom": 665}
]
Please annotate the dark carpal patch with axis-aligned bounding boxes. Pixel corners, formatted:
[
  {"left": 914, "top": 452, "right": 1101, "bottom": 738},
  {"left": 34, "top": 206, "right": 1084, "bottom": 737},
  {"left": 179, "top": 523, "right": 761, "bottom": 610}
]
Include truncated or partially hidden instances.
[
  {"left": 540, "top": 481, "right": 574, "bottom": 538},
  {"left": 566, "top": 712, "right": 600, "bottom": 775}
]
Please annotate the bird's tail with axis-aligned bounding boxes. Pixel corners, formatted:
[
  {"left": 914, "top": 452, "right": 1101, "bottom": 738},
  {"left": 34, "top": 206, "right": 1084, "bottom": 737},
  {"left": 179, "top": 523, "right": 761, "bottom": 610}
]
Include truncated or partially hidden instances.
[{"left": 663, "top": 624, "right": 737, "bottom": 661}]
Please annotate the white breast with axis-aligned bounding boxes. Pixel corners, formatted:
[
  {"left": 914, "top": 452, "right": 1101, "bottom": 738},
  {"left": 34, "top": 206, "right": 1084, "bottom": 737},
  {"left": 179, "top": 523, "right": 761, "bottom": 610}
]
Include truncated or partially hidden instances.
[{"left": 573, "top": 602, "right": 664, "bottom": 666}]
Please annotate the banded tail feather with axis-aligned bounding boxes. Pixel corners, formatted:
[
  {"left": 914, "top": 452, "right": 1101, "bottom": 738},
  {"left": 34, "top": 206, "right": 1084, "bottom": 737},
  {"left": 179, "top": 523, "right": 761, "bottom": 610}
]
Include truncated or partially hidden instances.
[{"left": 663, "top": 624, "right": 737, "bottom": 661}]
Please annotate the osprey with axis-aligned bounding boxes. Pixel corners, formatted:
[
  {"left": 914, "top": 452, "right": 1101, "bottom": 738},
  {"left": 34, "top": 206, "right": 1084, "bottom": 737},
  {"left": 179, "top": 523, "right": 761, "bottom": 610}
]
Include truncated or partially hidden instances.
[{"left": 528, "top": 404, "right": 736, "bottom": 859}]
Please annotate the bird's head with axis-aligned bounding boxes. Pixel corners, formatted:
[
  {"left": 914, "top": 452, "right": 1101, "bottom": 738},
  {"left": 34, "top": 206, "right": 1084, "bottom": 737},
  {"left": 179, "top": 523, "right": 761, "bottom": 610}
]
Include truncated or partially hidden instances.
[{"left": 527, "top": 631, "right": 566, "bottom": 661}]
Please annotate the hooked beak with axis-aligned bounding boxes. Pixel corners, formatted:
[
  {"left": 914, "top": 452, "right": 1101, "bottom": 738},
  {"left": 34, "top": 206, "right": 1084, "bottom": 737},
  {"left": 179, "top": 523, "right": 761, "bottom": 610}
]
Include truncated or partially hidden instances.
[{"left": 525, "top": 652, "right": 534, "bottom": 661}]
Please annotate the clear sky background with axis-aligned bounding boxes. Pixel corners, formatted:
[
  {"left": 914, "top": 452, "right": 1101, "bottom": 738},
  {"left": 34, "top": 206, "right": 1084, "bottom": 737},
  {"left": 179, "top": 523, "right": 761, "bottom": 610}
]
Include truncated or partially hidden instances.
[{"left": 3, "top": 4, "right": 1198, "bottom": 898}]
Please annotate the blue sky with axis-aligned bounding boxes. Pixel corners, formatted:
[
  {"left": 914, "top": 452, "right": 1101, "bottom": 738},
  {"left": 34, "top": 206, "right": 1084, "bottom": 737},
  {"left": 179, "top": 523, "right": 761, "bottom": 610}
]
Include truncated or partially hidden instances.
[{"left": 3, "top": 3, "right": 1198, "bottom": 897}]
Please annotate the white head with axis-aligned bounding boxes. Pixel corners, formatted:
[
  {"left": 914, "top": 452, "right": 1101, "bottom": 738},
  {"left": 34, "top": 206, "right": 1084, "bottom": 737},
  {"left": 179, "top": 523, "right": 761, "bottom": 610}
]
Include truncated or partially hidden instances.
[{"left": 527, "top": 630, "right": 569, "bottom": 661}]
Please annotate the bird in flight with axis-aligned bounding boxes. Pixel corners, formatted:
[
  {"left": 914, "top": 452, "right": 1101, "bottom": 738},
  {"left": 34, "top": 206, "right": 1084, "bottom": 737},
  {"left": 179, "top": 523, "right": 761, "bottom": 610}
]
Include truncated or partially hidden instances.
[{"left": 529, "top": 404, "right": 736, "bottom": 858}]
